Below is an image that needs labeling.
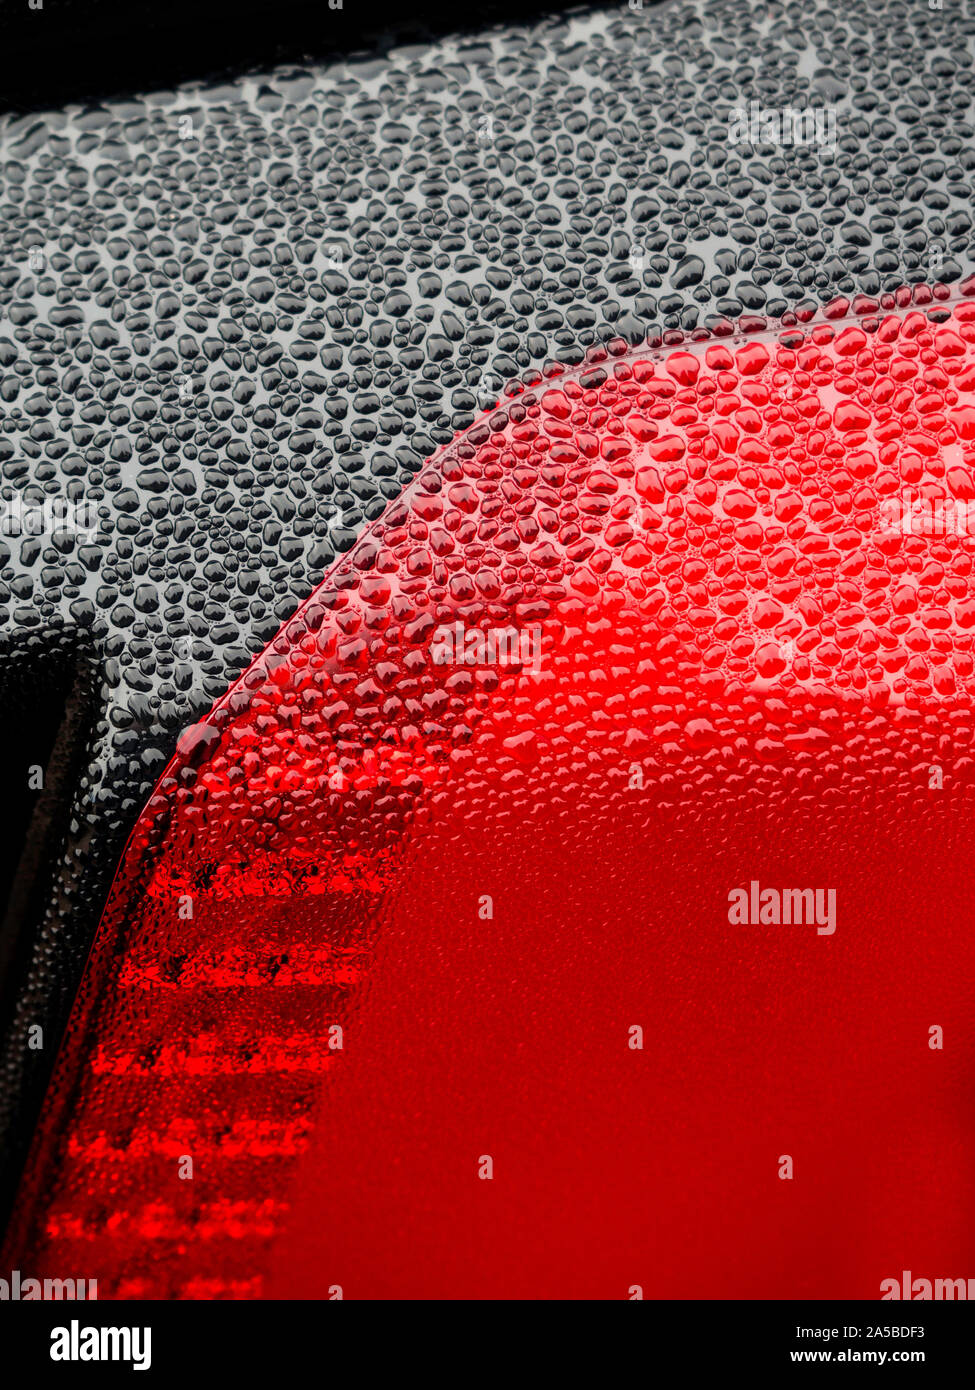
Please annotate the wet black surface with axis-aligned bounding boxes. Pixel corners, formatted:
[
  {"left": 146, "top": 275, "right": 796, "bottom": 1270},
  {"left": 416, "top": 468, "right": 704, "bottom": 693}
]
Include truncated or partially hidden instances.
[
  {"left": 0, "top": 0, "right": 586, "bottom": 115},
  {"left": 0, "top": 0, "right": 973, "bottom": 1223}
]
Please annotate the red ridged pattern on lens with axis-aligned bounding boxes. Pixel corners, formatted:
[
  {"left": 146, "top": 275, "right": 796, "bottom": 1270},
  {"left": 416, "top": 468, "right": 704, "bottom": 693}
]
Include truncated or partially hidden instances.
[{"left": 6, "top": 285, "right": 975, "bottom": 1298}]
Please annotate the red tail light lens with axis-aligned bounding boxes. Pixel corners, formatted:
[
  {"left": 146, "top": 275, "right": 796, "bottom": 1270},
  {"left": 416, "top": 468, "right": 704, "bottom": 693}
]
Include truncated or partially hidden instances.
[{"left": 7, "top": 287, "right": 975, "bottom": 1298}]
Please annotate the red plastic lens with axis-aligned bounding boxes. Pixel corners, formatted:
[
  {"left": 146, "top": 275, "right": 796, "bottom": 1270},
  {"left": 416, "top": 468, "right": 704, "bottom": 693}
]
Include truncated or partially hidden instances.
[{"left": 7, "top": 290, "right": 975, "bottom": 1298}]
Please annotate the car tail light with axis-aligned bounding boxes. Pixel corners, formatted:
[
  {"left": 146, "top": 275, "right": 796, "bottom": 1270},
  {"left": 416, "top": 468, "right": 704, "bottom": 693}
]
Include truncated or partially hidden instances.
[{"left": 6, "top": 283, "right": 975, "bottom": 1298}]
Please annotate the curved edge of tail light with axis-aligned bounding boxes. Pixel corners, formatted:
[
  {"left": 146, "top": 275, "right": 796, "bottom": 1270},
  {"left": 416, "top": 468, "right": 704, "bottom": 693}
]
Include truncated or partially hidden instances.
[{"left": 5, "top": 279, "right": 975, "bottom": 1298}]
